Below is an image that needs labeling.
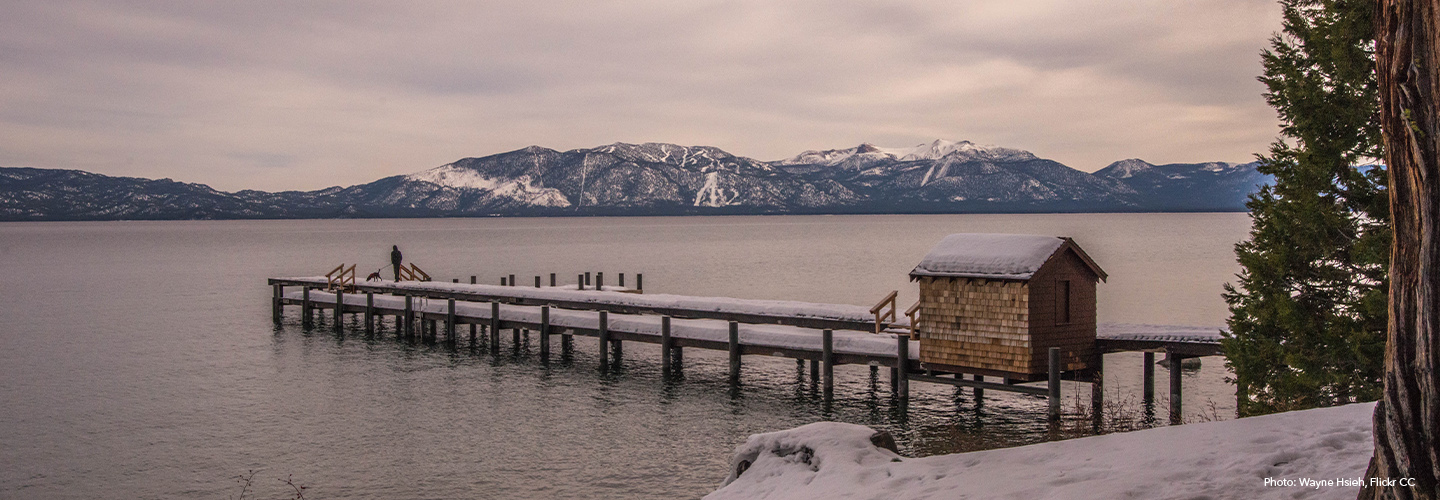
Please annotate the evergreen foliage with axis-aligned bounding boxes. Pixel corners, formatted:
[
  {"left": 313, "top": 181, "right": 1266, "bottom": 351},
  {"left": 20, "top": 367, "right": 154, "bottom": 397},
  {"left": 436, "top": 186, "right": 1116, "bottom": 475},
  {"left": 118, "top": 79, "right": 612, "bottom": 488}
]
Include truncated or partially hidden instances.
[{"left": 1222, "top": 0, "right": 1389, "bottom": 416}]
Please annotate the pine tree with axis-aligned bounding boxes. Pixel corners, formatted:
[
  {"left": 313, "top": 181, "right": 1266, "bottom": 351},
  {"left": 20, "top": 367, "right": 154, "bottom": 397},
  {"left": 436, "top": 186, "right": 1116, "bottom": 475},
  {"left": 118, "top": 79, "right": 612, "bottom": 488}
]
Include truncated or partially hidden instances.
[{"left": 1221, "top": 0, "right": 1389, "bottom": 416}]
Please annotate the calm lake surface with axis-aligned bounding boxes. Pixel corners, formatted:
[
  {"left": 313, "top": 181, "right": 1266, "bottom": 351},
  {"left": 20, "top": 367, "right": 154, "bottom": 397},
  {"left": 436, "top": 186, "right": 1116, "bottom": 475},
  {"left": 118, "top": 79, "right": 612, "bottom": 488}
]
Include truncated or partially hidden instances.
[{"left": 0, "top": 213, "right": 1250, "bottom": 499}]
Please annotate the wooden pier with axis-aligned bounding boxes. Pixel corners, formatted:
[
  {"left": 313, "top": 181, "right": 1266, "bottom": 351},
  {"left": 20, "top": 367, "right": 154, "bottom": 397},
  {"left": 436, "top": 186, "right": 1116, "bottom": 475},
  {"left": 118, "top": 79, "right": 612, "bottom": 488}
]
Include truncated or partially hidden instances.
[{"left": 267, "top": 276, "right": 1223, "bottom": 424}]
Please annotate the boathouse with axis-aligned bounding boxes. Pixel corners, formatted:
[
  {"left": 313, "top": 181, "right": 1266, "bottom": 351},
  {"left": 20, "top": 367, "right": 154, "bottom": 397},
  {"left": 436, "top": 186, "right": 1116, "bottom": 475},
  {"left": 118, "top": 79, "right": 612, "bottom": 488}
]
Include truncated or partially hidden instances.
[{"left": 909, "top": 233, "right": 1107, "bottom": 380}]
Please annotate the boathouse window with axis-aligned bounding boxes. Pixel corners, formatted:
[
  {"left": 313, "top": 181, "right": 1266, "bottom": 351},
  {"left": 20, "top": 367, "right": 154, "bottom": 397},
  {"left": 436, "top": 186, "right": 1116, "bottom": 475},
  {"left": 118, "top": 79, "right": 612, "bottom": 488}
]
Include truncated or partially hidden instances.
[{"left": 1056, "top": 280, "right": 1072, "bottom": 325}]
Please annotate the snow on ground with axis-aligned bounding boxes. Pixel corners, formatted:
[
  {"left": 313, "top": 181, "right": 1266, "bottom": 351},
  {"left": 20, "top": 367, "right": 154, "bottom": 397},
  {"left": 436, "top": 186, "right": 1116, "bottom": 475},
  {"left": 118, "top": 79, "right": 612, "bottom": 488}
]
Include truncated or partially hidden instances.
[{"left": 706, "top": 403, "right": 1377, "bottom": 500}]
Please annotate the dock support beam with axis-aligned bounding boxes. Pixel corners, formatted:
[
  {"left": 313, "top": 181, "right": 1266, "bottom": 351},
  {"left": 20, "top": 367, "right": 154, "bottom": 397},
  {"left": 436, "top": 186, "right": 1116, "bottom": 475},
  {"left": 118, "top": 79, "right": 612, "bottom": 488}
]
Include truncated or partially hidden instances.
[
  {"left": 1143, "top": 352, "right": 1155, "bottom": 403},
  {"left": 539, "top": 306, "right": 550, "bottom": 363},
  {"left": 365, "top": 293, "right": 374, "bottom": 334},
  {"left": 446, "top": 299, "right": 456, "bottom": 341},
  {"left": 822, "top": 330, "right": 837, "bottom": 399},
  {"left": 403, "top": 295, "right": 413, "bottom": 337},
  {"left": 1047, "top": 347, "right": 1061, "bottom": 422},
  {"left": 1169, "top": 351, "right": 1183, "bottom": 424},
  {"left": 660, "top": 316, "right": 673, "bottom": 376},
  {"left": 728, "top": 321, "right": 741, "bottom": 383},
  {"left": 489, "top": 302, "right": 500, "bottom": 352},
  {"left": 1091, "top": 352, "right": 1104, "bottom": 430},
  {"left": 272, "top": 284, "right": 283, "bottom": 324},
  {"left": 301, "top": 287, "right": 312, "bottom": 326},
  {"left": 896, "top": 335, "right": 909, "bottom": 399},
  {"left": 598, "top": 311, "right": 610, "bottom": 369}
]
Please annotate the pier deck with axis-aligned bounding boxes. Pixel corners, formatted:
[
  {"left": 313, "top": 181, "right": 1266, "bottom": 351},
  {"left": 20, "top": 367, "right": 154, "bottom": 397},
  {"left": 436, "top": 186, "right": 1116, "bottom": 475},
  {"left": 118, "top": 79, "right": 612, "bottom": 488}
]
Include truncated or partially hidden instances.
[{"left": 267, "top": 277, "right": 1224, "bottom": 424}]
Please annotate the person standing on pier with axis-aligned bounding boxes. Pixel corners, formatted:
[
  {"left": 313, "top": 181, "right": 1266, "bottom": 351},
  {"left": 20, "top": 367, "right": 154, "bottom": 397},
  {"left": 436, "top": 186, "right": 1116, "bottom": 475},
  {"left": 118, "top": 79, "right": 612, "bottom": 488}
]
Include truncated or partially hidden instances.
[{"left": 391, "top": 245, "right": 403, "bottom": 281}]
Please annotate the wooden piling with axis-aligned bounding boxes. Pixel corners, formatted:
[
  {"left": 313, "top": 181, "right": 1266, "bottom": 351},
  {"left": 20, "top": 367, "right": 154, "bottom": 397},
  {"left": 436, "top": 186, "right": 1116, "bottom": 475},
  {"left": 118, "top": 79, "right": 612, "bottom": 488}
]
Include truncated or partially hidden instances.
[
  {"left": 577, "top": 274, "right": 585, "bottom": 291},
  {"left": 636, "top": 274, "right": 643, "bottom": 291},
  {"left": 809, "top": 359, "right": 819, "bottom": 384},
  {"left": 501, "top": 277, "right": 507, "bottom": 286},
  {"left": 489, "top": 302, "right": 500, "bottom": 351},
  {"left": 446, "top": 298, "right": 456, "bottom": 340},
  {"left": 332, "top": 291, "right": 343, "bottom": 331},
  {"left": 661, "top": 316, "right": 673, "bottom": 376},
  {"left": 1169, "top": 352, "right": 1183, "bottom": 424},
  {"left": 452, "top": 278, "right": 459, "bottom": 283},
  {"left": 973, "top": 374, "right": 984, "bottom": 400},
  {"left": 301, "top": 287, "right": 311, "bottom": 324},
  {"left": 365, "top": 292, "right": 374, "bottom": 333},
  {"left": 1048, "top": 347, "right": 1061, "bottom": 422},
  {"left": 550, "top": 273, "right": 556, "bottom": 287},
  {"left": 822, "top": 329, "right": 834, "bottom": 399},
  {"left": 597, "top": 272, "right": 604, "bottom": 290},
  {"left": 598, "top": 311, "right": 610, "bottom": 368},
  {"left": 540, "top": 306, "right": 550, "bottom": 362},
  {"left": 404, "top": 295, "right": 413, "bottom": 337},
  {"left": 896, "top": 335, "right": 909, "bottom": 398},
  {"left": 272, "top": 284, "right": 283, "bottom": 324},
  {"left": 534, "top": 276, "right": 541, "bottom": 288},
  {"left": 585, "top": 272, "right": 591, "bottom": 287},
  {"left": 728, "top": 321, "right": 741, "bottom": 382},
  {"left": 509, "top": 274, "right": 515, "bottom": 287},
  {"left": 1143, "top": 351, "right": 1155, "bottom": 403},
  {"left": 619, "top": 273, "right": 625, "bottom": 287},
  {"left": 1091, "top": 352, "right": 1104, "bottom": 429},
  {"left": 471, "top": 276, "right": 476, "bottom": 285}
]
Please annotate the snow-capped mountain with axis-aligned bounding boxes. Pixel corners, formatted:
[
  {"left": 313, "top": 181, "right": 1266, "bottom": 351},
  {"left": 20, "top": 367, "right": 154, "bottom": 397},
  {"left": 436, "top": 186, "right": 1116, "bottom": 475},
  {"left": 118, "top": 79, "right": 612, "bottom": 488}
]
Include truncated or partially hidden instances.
[{"left": 0, "top": 141, "right": 1272, "bottom": 220}]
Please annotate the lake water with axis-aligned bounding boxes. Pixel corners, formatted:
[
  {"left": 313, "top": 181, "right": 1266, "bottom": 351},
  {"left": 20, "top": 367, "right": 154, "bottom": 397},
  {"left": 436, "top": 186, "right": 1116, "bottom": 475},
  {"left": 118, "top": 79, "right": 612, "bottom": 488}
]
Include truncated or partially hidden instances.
[{"left": 0, "top": 213, "right": 1250, "bottom": 499}]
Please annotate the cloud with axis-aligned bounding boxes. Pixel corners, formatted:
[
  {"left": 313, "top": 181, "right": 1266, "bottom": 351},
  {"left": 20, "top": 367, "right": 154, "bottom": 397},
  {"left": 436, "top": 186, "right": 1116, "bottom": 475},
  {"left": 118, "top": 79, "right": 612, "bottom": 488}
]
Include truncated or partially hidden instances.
[{"left": 0, "top": 0, "right": 1282, "bottom": 191}]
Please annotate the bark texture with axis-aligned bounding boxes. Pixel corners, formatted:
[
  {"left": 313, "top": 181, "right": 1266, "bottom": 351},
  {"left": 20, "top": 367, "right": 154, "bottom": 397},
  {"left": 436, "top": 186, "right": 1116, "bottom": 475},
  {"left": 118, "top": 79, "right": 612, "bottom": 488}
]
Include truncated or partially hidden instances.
[{"left": 1367, "top": 0, "right": 1440, "bottom": 498}]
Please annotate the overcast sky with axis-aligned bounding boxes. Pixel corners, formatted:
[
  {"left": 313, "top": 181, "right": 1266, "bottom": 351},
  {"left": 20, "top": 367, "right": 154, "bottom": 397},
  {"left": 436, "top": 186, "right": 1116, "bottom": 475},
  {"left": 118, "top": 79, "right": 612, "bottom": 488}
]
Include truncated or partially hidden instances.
[{"left": 1, "top": 0, "right": 1281, "bottom": 192}]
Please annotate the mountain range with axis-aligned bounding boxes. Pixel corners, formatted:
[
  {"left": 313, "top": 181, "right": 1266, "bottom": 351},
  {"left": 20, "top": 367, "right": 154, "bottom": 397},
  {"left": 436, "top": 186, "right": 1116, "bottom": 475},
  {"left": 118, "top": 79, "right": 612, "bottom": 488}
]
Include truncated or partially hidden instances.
[{"left": 0, "top": 140, "right": 1269, "bottom": 221}]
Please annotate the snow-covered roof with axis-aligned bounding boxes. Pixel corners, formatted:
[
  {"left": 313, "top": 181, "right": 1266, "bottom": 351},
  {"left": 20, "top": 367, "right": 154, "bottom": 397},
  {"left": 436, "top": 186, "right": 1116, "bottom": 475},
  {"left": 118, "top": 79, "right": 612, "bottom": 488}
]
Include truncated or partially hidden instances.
[{"left": 909, "top": 233, "right": 1105, "bottom": 281}]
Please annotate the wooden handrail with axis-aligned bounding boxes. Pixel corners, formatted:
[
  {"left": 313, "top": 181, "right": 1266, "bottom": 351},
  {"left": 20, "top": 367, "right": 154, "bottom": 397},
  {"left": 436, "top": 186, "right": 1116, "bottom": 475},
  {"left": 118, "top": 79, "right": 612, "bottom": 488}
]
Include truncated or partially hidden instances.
[
  {"left": 904, "top": 300, "right": 921, "bottom": 339},
  {"left": 325, "top": 263, "right": 356, "bottom": 291},
  {"left": 397, "top": 263, "right": 432, "bottom": 282},
  {"left": 870, "top": 290, "right": 898, "bottom": 334}
]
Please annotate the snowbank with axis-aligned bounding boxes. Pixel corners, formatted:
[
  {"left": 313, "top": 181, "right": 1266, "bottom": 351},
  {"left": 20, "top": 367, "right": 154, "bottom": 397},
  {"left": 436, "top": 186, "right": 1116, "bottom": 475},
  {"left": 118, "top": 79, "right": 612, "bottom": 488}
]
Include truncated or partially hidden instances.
[{"left": 707, "top": 403, "right": 1377, "bottom": 500}]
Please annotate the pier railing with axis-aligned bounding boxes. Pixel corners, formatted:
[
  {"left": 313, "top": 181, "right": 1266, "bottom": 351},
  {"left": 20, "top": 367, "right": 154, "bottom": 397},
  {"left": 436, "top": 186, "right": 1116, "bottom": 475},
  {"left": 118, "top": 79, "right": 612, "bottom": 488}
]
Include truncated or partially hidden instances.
[
  {"left": 325, "top": 264, "right": 356, "bottom": 291},
  {"left": 398, "top": 263, "right": 431, "bottom": 282},
  {"left": 869, "top": 290, "right": 898, "bottom": 334}
]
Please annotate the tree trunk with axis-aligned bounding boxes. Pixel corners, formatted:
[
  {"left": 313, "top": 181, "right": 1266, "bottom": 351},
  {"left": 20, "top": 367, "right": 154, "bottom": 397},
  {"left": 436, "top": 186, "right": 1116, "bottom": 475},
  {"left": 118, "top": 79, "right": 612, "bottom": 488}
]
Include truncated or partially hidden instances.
[{"left": 1366, "top": 1, "right": 1440, "bottom": 499}]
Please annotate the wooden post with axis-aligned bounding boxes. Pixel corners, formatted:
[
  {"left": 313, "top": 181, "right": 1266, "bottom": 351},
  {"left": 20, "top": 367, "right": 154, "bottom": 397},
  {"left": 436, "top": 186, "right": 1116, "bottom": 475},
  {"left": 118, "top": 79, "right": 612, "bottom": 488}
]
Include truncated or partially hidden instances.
[
  {"left": 489, "top": 302, "right": 500, "bottom": 352},
  {"left": 452, "top": 278, "right": 459, "bottom": 283},
  {"left": 534, "top": 276, "right": 541, "bottom": 288},
  {"left": 896, "top": 335, "right": 909, "bottom": 399},
  {"left": 540, "top": 306, "right": 550, "bottom": 363},
  {"left": 636, "top": 274, "right": 643, "bottom": 292},
  {"left": 471, "top": 275, "right": 476, "bottom": 285},
  {"left": 1048, "top": 347, "right": 1061, "bottom": 422},
  {"left": 578, "top": 274, "right": 585, "bottom": 291},
  {"left": 549, "top": 273, "right": 556, "bottom": 287},
  {"left": 446, "top": 298, "right": 456, "bottom": 341},
  {"left": 509, "top": 274, "right": 515, "bottom": 287},
  {"left": 1091, "top": 352, "right": 1104, "bottom": 430},
  {"left": 973, "top": 374, "right": 984, "bottom": 400},
  {"left": 585, "top": 272, "right": 591, "bottom": 287},
  {"left": 809, "top": 359, "right": 819, "bottom": 384},
  {"left": 1143, "top": 351, "right": 1155, "bottom": 403},
  {"left": 619, "top": 273, "right": 625, "bottom": 287},
  {"left": 272, "top": 284, "right": 283, "bottom": 324},
  {"left": 501, "top": 276, "right": 507, "bottom": 286},
  {"left": 728, "top": 321, "right": 741, "bottom": 382},
  {"left": 301, "top": 287, "right": 312, "bottom": 325},
  {"left": 598, "top": 311, "right": 610, "bottom": 368},
  {"left": 822, "top": 329, "right": 834, "bottom": 400},
  {"left": 404, "top": 295, "right": 413, "bottom": 337},
  {"left": 333, "top": 290, "right": 343, "bottom": 331},
  {"left": 1169, "top": 351, "right": 1183, "bottom": 424},
  {"left": 661, "top": 316, "right": 673, "bottom": 376},
  {"left": 365, "top": 292, "right": 374, "bottom": 333},
  {"left": 597, "top": 272, "right": 604, "bottom": 290}
]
